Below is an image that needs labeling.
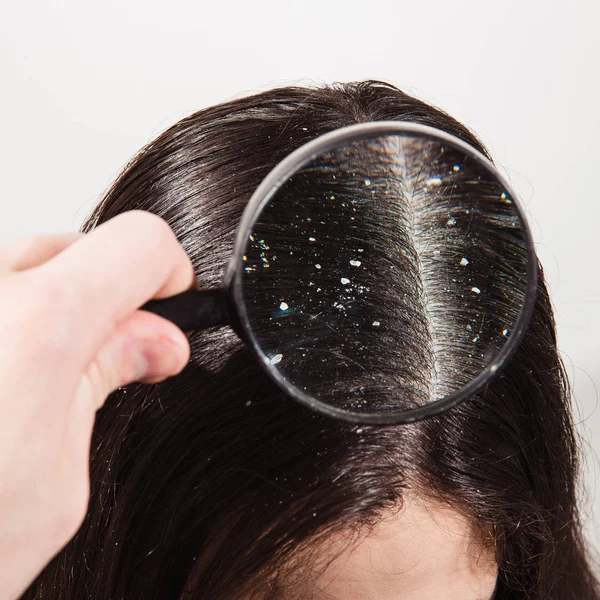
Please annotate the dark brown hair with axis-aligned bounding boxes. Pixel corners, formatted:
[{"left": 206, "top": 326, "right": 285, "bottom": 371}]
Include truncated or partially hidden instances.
[{"left": 23, "top": 80, "right": 599, "bottom": 599}]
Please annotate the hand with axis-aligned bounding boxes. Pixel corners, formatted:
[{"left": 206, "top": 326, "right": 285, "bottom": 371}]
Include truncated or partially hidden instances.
[{"left": 0, "top": 211, "right": 195, "bottom": 600}]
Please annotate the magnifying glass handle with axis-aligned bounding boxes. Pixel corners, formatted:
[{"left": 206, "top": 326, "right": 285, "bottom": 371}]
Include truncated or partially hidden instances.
[{"left": 140, "top": 289, "right": 230, "bottom": 332}]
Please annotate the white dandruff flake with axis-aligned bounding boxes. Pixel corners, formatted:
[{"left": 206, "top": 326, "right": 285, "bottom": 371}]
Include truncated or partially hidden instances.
[
  {"left": 279, "top": 301, "right": 289, "bottom": 311},
  {"left": 471, "top": 286, "right": 481, "bottom": 294},
  {"left": 453, "top": 165, "right": 461, "bottom": 172},
  {"left": 447, "top": 217, "right": 457, "bottom": 226},
  {"left": 426, "top": 177, "right": 442, "bottom": 186},
  {"left": 357, "top": 248, "right": 364, "bottom": 253},
  {"left": 502, "top": 329, "right": 509, "bottom": 336},
  {"left": 341, "top": 277, "right": 350, "bottom": 285},
  {"left": 372, "top": 321, "right": 381, "bottom": 327},
  {"left": 308, "top": 236, "right": 316, "bottom": 242},
  {"left": 460, "top": 257, "right": 469, "bottom": 266},
  {"left": 269, "top": 354, "right": 283, "bottom": 365},
  {"left": 364, "top": 178, "right": 371, "bottom": 186},
  {"left": 349, "top": 259, "right": 361, "bottom": 267},
  {"left": 315, "top": 263, "right": 322, "bottom": 269}
]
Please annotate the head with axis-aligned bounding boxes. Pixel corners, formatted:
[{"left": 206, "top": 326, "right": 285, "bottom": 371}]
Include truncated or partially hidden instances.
[{"left": 24, "top": 80, "right": 599, "bottom": 599}]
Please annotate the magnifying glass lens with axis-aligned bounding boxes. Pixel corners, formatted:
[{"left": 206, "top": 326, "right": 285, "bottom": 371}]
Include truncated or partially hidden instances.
[{"left": 240, "top": 133, "right": 532, "bottom": 420}]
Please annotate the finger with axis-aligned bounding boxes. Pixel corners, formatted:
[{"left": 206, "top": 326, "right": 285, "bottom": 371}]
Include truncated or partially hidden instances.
[
  {"left": 38, "top": 210, "right": 196, "bottom": 361},
  {"left": 74, "top": 309, "right": 190, "bottom": 413},
  {"left": 0, "top": 232, "right": 83, "bottom": 276}
]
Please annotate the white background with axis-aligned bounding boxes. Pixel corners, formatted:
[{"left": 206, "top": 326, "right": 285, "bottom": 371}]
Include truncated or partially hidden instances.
[{"left": 1, "top": 0, "right": 599, "bottom": 552}]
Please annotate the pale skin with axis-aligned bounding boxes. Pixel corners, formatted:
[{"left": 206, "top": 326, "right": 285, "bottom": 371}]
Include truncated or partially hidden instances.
[
  {"left": 0, "top": 211, "right": 498, "bottom": 599},
  {"left": 0, "top": 211, "right": 194, "bottom": 600},
  {"left": 305, "top": 495, "right": 498, "bottom": 600}
]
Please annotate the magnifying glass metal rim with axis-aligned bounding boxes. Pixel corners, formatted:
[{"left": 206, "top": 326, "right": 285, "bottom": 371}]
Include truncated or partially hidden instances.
[{"left": 223, "top": 121, "right": 539, "bottom": 425}]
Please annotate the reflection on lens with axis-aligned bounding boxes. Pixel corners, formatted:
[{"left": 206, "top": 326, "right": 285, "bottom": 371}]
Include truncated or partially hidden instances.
[{"left": 240, "top": 132, "right": 530, "bottom": 417}]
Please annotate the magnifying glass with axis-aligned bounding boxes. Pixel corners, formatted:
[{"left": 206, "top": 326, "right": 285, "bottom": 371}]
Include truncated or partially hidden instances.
[{"left": 141, "top": 121, "right": 537, "bottom": 425}]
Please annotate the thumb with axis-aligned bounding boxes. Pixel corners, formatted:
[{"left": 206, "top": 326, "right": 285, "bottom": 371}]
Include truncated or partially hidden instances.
[{"left": 76, "top": 310, "right": 190, "bottom": 411}]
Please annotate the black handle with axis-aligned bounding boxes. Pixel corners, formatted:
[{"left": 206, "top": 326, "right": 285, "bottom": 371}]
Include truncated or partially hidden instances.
[{"left": 140, "top": 288, "right": 230, "bottom": 331}]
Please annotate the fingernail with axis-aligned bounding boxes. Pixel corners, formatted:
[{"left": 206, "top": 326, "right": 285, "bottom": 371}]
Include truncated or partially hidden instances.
[{"left": 134, "top": 335, "right": 187, "bottom": 383}]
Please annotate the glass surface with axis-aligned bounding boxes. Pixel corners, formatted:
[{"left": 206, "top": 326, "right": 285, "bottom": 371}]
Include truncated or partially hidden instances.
[{"left": 241, "top": 133, "right": 530, "bottom": 416}]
